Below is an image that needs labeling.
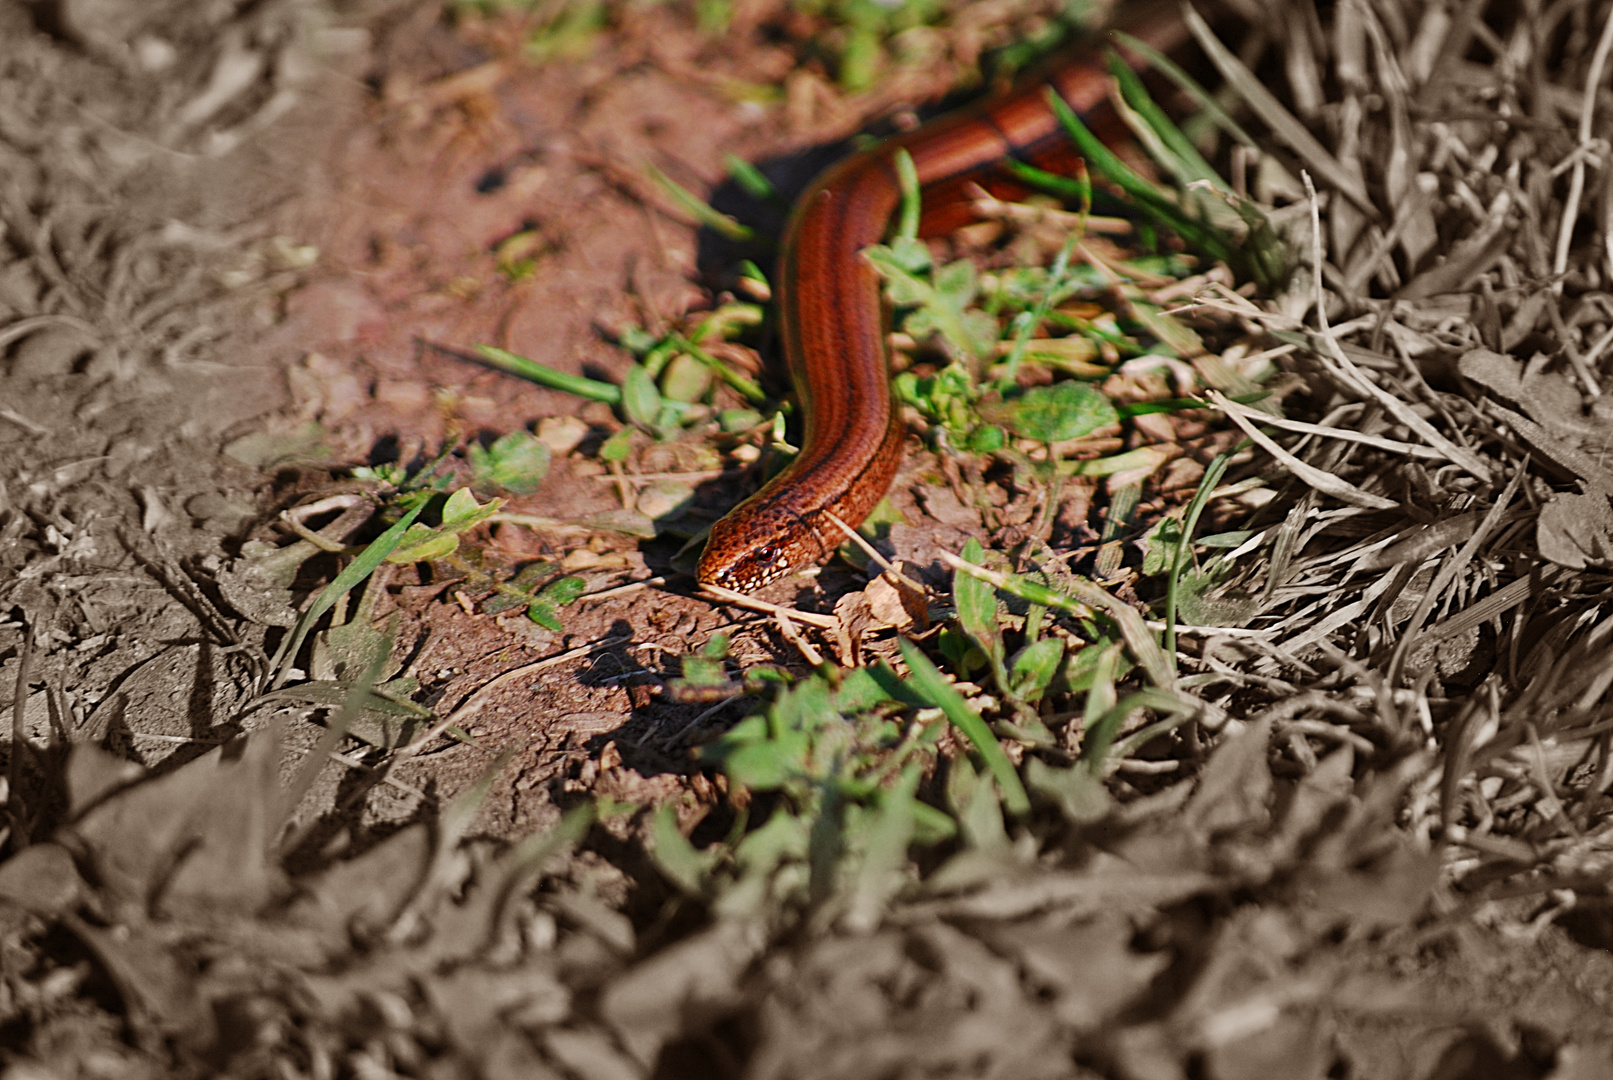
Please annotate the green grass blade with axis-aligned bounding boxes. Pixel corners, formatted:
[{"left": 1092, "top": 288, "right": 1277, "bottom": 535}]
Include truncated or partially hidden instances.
[
  {"left": 897, "top": 638, "right": 1031, "bottom": 818},
  {"left": 1164, "top": 452, "right": 1231, "bottom": 664},
  {"left": 941, "top": 551, "right": 1175, "bottom": 691},
  {"left": 474, "top": 345, "right": 622, "bottom": 404},
  {"left": 644, "top": 160, "right": 754, "bottom": 241},
  {"left": 1081, "top": 688, "right": 1197, "bottom": 770},
  {"left": 724, "top": 153, "right": 778, "bottom": 201},
  {"left": 893, "top": 148, "right": 921, "bottom": 242},
  {"left": 1042, "top": 89, "right": 1241, "bottom": 270},
  {"left": 1105, "top": 50, "right": 1225, "bottom": 192},
  {"left": 268, "top": 499, "right": 426, "bottom": 690},
  {"left": 1178, "top": 4, "right": 1374, "bottom": 215},
  {"left": 278, "top": 623, "right": 393, "bottom": 837},
  {"left": 1110, "top": 28, "right": 1258, "bottom": 150},
  {"left": 1002, "top": 158, "right": 1089, "bottom": 203}
]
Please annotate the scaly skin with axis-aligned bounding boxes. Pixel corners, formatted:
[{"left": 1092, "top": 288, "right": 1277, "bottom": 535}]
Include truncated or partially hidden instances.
[{"left": 697, "top": 4, "right": 1192, "bottom": 592}]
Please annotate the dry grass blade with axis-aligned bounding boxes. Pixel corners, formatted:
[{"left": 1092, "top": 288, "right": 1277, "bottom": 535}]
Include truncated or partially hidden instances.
[
  {"left": 1210, "top": 393, "right": 1446, "bottom": 460},
  {"left": 1208, "top": 390, "right": 1398, "bottom": 509},
  {"left": 1384, "top": 468, "right": 1524, "bottom": 685},
  {"left": 1182, "top": 3, "right": 1375, "bottom": 214},
  {"left": 1295, "top": 179, "right": 1495, "bottom": 482},
  {"left": 1554, "top": 4, "right": 1613, "bottom": 287}
]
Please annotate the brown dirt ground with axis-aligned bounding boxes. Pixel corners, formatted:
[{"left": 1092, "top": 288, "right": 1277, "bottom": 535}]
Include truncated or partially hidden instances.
[{"left": 2, "top": 0, "right": 1613, "bottom": 1077}]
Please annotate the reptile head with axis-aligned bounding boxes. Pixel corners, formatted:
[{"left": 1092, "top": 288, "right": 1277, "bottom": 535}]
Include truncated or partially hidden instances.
[{"left": 697, "top": 501, "right": 827, "bottom": 593}]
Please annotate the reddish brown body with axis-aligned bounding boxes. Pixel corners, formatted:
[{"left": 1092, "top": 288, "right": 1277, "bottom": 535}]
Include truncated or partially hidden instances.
[{"left": 697, "top": 6, "right": 1192, "bottom": 593}]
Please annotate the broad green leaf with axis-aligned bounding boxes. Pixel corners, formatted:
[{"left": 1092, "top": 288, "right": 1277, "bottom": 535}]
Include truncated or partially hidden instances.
[
  {"left": 650, "top": 804, "right": 715, "bottom": 897},
  {"left": 832, "top": 665, "right": 899, "bottom": 713},
  {"left": 526, "top": 601, "right": 563, "bottom": 631},
  {"left": 1062, "top": 638, "right": 1132, "bottom": 694},
  {"left": 967, "top": 424, "right": 1005, "bottom": 453},
  {"left": 525, "top": 575, "right": 588, "bottom": 631},
  {"left": 441, "top": 487, "right": 494, "bottom": 528},
  {"left": 680, "top": 653, "right": 729, "bottom": 687},
  {"left": 1175, "top": 568, "right": 1261, "bottom": 628},
  {"left": 953, "top": 538, "right": 1006, "bottom": 693},
  {"left": 469, "top": 431, "right": 551, "bottom": 494},
  {"left": 597, "top": 427, "right": 635, "bottom": 462},
  {"left": 713, "top": 714, "right": 768, "bottom": 749},
  {"left": 883, "top": 236, "right": 932, "bottom": 275},
  {"left": 1008, "top": 636, "right": 1065, "bottom": 704},
  {"left": 386, "top": 490, "right": 499, "bottom": 564},
  {"left": 661, "top": 352, "right": 712, "bottom": 403},
  {"left": 384, "top": 524, "right": 457, "bottom": 564},
  {"left": 1024, "top": 757, "right": 1112, "bottom": 823},
  {"left": 734, "top": 810, "right": 809, "bottom": 874},
  {"left": 538, "top": 575, "right": 587, "bottom": 605},
  {"left": 933, "top": 258, "right": 978, "bottom": 305},
  {"left": 725, "top": 729, "right": 811, "bottom": 790},
  {"left": 842, "top": 768, "right": 919, "bottom": 931},
  {"left": 1142, "top": 517, "right": 1186, "bottom": 576},
  {"left": 621, "top": 363, "right": 663, "bottom": 429},
  {"left": 997, "top": 381, "right": 1119, "bottom": 443},
  {"left": 719, "top": 408, "right": 764, "bottom": 432}
]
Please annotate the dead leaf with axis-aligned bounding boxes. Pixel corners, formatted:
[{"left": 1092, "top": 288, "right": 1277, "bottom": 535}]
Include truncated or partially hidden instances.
[
  {"left": 1538, "top": 492, "right": 1613, "bottom": 569},
  {"left": 979, "top": 912, "right": 1168, "bottom": 1031},
  {"left": 159, "top": 725, "right": 287, "bottom": 917},
  {"left": 922, "top": 852, "right": 1218, "bottom": 921},
  {"left": 600, "top": 919, "right": 765, "bottom": 1066},
  {"left": 1185, "top": 717, "right": 1275, "bottom": 838},
  {"left": 832, "top": 590, "right": 871, "bottom": 666},
  {"left": 68, "top": 916, "right": 215, "bottom": 1053},
  {"left": 916, "top": 484, "right": 979, "bottom": 528},
  {"left": 544, "top": 1027, "right": 644, "bottom": 1080},
  {"left": 866, "top": 568, "right": 927, "bottom": 631},
  {"left": 288, "top": 823, "right": 430, "bottom": 937},
  {"left": 1203, "top": 1009, "right": 1333, "bottom": 1080},
  {"left": 65, "top": 746, "right": 239, "bottom": 911},
  {"left": 66, "top": 742, "right": 144, "bottom": 818},
  {"left": 0, "top": 843, "right": 86, "bottom": 915},
  {"left": 1294, "top": 839, "right": 1438, "bottom": 935},
  {"left": 428, "top": 964, "right": 571, "bottom": 1076}
]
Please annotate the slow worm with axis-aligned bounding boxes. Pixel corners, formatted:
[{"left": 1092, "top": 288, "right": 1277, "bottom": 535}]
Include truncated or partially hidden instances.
[{"left": 697, "top": 4, "right": 1193, "bottom": 591}]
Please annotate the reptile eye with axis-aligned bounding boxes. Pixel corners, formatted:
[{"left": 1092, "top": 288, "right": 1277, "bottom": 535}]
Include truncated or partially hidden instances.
[{"left": 756, "top": 544, "right": 779, "bottom": 564}]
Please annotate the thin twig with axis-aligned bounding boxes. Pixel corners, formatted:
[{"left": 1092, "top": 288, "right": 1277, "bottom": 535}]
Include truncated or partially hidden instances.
[
  {"left": 396, "top": 634, "right": 632, "bottom": 758},
  {"left": 823, "top": 510, "right": 927, "bottom": 594},
  {"left": 699, "top": 582, "right": 839, "bottom": 628},
  {"left": 773, "top": 610, "right": 824, "bottom": 667}
]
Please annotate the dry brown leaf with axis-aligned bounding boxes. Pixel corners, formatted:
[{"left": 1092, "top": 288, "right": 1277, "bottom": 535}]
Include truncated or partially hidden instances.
[
  {"left": 1538, "top": 492, "right": 1613, "bottom": 569},
  {"left": 865, "top": 569, "right": 927, "bottom": 631}
]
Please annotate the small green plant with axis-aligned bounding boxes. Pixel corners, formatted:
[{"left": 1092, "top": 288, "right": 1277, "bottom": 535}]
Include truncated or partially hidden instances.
[
  {"left": 476, "top": 301, "right": 768, "bottom": 443},
  {"left": 673, "top": 653, "right": 958, "bottom": 922},
  {"left": 643, "top": 516, "right": 1221, "bottom": 926},
  {"left": 468, "top": 430, "right": 552, "bottom": 494},
  {"left": 477, "top": 560, "right": 590, "bottom": 630}
]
